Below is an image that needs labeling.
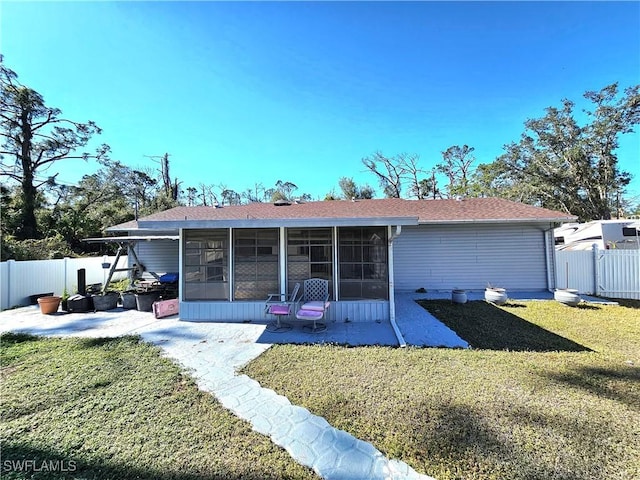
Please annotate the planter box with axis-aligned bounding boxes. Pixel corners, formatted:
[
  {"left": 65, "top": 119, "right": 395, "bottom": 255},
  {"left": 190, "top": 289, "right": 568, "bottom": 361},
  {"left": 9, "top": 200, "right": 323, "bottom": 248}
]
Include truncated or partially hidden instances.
[
  {"left": 136, "top": 291, "right": 161, "bottom": 312},
  {"left": 93, "top": 292, "right": 119, "bottom": 311},
  {"left": 121, "top": 292, "right": 137, "bottom": 310},
  {"left": 67, "top": 294, "right": 93, "bottom": 313},
  {"left": 153, "top": 298, "right": 179, "bottom": 319}
]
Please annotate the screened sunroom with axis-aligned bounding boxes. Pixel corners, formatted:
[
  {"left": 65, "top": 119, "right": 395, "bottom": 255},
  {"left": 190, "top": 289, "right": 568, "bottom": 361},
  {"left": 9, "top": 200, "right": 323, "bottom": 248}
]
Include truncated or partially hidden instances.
[{"left": 180, "top": 225, "right": 395, "bottom": 322}]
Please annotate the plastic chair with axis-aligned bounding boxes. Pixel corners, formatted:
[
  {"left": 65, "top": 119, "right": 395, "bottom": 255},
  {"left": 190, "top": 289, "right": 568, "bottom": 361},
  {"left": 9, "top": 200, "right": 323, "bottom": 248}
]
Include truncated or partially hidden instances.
[
  {"left": 264, "top": 283, "right": 300, "bottom": 332},
  {"left": 295, "top": 278, "right": 331, "bottom": 333}
]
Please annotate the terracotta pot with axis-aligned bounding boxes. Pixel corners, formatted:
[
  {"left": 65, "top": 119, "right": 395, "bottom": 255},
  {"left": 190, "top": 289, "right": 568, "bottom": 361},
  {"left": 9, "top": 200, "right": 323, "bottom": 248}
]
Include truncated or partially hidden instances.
[{"left": 37, "top": 295, "right": 61, "bottom": 314}]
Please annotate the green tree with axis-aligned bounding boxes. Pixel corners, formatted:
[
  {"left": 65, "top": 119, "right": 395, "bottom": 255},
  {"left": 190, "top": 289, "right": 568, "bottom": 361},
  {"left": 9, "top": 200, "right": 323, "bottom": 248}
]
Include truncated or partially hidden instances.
[
  {"left": 484, "top": 83, "right": 639, "bottom": 220},
  {"left": 0, "top": 56, "right": 109, "bottom": 239},
  {"left": 49, "top": 160, "right": 137, "bottom": 252},
  {"left": 337, "top": 177, "right": 374, "bottom": 200}
]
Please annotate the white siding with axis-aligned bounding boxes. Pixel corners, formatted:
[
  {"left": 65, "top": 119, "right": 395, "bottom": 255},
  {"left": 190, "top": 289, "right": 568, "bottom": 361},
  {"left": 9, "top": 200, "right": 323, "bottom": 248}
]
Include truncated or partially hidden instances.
[
  {"left": 132, "top": 239, "right": 179, "bottom": 277},
  {"left": 181, "top": 300, "right": 388, "bottom": 322},
  {"left": 393, "top": 224, "right": 550, "bottom": 291}
]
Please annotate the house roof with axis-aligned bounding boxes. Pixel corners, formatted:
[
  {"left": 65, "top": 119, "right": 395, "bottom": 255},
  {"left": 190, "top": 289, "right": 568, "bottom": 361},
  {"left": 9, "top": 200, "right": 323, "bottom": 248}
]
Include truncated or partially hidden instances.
[{"left": 107, "top": 198, "right": 576, "bottom": 232}]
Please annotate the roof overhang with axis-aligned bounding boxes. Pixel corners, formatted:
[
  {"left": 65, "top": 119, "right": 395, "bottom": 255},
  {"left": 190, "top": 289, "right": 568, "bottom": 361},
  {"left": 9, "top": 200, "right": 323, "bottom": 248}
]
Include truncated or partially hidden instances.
[
  {"left": 418, "top": 216, "right": 577, "bottom": 225},
  {"left": 136, "top": 216, "right": 419, "bottom": 230},
  {"left": 83, "top": 235, "right": 180, "bottom": 244}
]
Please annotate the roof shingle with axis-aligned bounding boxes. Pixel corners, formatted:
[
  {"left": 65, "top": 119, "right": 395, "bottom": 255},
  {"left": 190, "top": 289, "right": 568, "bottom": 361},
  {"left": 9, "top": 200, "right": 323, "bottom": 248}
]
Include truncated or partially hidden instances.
[{"left": 108, "top": 198, "right": 576, "bottom": 232}]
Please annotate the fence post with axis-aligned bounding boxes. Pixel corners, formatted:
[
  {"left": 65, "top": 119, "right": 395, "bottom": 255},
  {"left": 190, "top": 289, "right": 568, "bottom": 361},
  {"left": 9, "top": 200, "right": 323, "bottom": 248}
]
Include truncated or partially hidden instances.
[
  {"left": 64, "top": 257, "right": 69, "bottom": 293},
  {"left": 592, "top": 243, "right": 599, "bottom": 296},
  {"left": 7, "top": 259, "right": 15, "bottom": 309}
]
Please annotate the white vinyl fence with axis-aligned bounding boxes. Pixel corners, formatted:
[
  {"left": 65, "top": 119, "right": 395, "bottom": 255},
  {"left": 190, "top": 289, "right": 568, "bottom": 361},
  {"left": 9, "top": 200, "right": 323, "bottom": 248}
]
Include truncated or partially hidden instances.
[
  {"left": 0, "top": 256, "right": 129, "bottom": 310},
  {"left": 556, "top": 246, "right": 640, "bottom": 300}
]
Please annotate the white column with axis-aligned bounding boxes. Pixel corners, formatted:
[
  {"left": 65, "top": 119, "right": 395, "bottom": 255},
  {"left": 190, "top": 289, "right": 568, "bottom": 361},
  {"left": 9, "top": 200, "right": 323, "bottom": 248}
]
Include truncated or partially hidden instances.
[
  {"left": 333, "top": 226, "right": 339, "bottom": 301},
  {"left": 388, "top": 225, "right": 395, "bottom": 322},
  {"left": 280, "top": 226, "right": 287, "bottom": 298},
  {"left": 229, "top": 228, "right": 234, "bottom": 301}
]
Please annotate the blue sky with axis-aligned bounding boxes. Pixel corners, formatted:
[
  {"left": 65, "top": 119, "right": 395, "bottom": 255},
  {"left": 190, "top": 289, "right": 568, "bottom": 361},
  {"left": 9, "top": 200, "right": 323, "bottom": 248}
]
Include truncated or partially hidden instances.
[{"left": 1, "top": 1, "right": 639, "bottom": 201}]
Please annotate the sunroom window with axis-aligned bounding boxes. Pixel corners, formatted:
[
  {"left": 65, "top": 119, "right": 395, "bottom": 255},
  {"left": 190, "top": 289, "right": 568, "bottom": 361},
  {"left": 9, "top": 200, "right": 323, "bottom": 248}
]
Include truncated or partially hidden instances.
[
  {"left": 233, "top": 229, "right": 279, "bottom": 300},
  {"left": 338, "top": 227, "right": 388, "bottom": 300},
  {"left": 287, "top": 228, "right": 333, "bottom": 298},
  {"left": 184, "top": 230, "right": 229, "bottom": 300}
]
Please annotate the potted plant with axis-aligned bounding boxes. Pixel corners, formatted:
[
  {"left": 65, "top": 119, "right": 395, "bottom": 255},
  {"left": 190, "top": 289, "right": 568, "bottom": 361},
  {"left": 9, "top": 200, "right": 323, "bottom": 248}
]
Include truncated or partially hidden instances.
[
  {"left": 60, "top": 287, "right": 70, "bottom": 312},
  {"left": 485, "top": 285, "right": 508, "bottom": 305}
]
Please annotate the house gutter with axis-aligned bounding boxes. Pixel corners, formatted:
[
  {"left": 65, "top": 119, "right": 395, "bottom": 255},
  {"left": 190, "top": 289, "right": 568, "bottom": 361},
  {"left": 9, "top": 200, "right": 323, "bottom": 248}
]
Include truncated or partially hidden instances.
[
  {"left": 543, "top": 224, "right": 558, "bottom": 292},
  {"left": 388, "top": 225, "right": 407, "bottom": 348}
]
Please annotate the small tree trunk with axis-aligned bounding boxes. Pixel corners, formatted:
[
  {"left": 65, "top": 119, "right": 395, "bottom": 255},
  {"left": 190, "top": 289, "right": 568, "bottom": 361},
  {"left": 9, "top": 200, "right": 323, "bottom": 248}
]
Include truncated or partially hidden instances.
[{"left": 18, "top": 109, "right": 39, "bottom": 239}]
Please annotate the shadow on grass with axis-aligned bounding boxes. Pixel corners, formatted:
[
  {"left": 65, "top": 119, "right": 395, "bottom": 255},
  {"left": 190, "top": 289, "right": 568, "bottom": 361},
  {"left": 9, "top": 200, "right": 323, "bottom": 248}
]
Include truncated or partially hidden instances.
[
  {"left": 0, "top": 443, "right": 291, "bottom": 480},
  {"left": 77, "top": 337, "right": 131, "bottom": 348},
  {"left": 408, "top": 402, "right": 595, "bottom": 480},
  {"left": 575, "top": 304, "right": 601, "bottom": 310},
  {"left": 543, "top": 365, "right": 640, "bottom": 409},
  {"left": 0, "top": 332, "right": 41, "bottom": 345},
  {"left": 612, "top": 298, "right": 640, "bottom": 309},
  {"left": 417, "top": 300, "right": 591, "bottom": 352}
]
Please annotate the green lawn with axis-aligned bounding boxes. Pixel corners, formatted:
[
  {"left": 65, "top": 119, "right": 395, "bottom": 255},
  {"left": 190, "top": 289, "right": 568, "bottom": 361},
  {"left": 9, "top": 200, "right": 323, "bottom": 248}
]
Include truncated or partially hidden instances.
[
  {"left": 243, "top": 299, "right": 640, "bottom": 480},
  {"left": 0, "top": 334, "right": 316, "bottom": 480}
]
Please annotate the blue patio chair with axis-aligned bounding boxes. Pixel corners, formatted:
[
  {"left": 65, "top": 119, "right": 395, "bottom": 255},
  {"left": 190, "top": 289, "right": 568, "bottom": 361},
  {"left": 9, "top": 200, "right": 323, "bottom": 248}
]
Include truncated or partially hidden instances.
[
  {"left": 264, "top": 283, "right": 301, "bottom": 333},
  {"left": 295, "top": 278, "right": 331, "bottom": 333}
]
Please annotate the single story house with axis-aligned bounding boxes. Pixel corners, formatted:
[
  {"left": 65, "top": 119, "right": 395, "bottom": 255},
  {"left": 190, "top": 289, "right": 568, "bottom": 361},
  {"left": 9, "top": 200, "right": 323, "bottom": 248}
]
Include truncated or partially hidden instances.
[{"left": 103, "top": 197, "right": 575, "bottom": 323}]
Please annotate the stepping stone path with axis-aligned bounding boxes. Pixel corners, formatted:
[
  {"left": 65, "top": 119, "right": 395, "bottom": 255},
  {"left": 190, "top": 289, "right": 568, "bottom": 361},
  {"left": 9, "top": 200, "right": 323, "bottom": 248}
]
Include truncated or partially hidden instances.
[{"left": 155, "top": 328, "right": 434, "bottom": 480}]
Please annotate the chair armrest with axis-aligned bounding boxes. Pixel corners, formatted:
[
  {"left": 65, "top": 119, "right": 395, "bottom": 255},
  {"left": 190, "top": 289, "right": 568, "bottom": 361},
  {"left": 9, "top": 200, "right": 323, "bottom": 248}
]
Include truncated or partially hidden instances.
[{"left": 265, "top": 293, "right": 283, "bottom": 303}]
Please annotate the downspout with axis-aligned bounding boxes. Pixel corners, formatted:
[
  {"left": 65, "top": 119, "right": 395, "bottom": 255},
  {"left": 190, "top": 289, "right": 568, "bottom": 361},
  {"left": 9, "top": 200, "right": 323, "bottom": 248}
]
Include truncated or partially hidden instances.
[
  {"left": 388, "top": 225, "right": 407, "bottom": 348},
  {"left": 178, "top": 229, "right": 184, "bottom": 303},
  {"left": 543, "top": 225, "right": 556, "bottom": 292}
]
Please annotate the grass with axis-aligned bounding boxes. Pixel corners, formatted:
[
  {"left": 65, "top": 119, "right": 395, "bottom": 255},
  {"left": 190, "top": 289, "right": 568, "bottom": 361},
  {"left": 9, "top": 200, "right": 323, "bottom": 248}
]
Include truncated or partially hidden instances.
[
  {"left": 243, "top": 299, "right": 640, "bottom": 480},
  {"left": 0, "top": 333, "right": 317, "bottom": 480}
]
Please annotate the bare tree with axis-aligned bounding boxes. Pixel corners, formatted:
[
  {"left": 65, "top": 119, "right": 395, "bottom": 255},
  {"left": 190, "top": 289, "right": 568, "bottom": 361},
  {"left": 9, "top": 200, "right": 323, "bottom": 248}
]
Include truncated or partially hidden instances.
[
  {"left": 197, "top": 183, "right": 216, "bottom": 206},
  {"left": 437, "top": 145, "right": 476, "bottom": 197},
  {"left": 0, "top": 56, "right": 109, "bottom": 238},
  {"left": 361, "top": 151, "right": 405, "bottom": 198},
  {"left": 242, "top": 182, "right": 266, "bottom": 203},
  {"left": 398, "top": 154, "right": 429, "bottom": 199}
]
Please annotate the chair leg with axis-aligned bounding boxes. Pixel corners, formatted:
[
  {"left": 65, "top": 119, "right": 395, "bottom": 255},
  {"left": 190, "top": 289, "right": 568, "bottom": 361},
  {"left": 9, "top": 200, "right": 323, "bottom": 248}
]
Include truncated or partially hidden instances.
[{"left": 266, "top": 315, "right": 292, "bottom": 333}]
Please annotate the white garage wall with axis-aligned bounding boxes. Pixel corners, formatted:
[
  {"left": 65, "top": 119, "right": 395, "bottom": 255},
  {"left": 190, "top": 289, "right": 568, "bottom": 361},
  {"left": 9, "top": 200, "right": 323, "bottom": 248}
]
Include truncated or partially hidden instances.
[
  {"left": 393, "top": 223, "right": 550, "bottom": 291},
  {"left": 133, "top": 239, "right": 179, "bottom": 277}
]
